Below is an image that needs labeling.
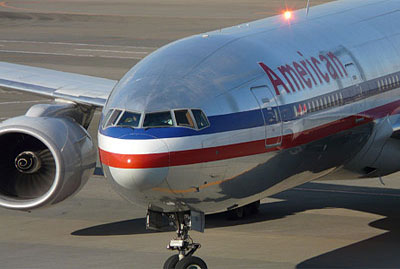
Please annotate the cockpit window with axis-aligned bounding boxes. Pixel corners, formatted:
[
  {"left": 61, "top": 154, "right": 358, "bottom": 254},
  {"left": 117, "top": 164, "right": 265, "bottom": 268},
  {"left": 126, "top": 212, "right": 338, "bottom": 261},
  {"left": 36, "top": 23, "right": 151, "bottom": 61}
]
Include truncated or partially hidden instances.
[
  {"left": 103, "top": 109, "right": 122, "bottom": 129},
  {"left": 104, "top": 109, "right": 209, "bottom": 130},
  {"left": 102, "top": 109, "right": 114, "bottom": 128},
  {"left": 143, "top": 111, "right": 173, "bottom": 128},
  {"left": 174, "top": 110, "right": 195, "bottom": 128},
  {"left": 192, "top": 109, "right": 210, "bottom": 129},
  {"left": 116, "top": 111, "right": 141, "bottom": 128}
]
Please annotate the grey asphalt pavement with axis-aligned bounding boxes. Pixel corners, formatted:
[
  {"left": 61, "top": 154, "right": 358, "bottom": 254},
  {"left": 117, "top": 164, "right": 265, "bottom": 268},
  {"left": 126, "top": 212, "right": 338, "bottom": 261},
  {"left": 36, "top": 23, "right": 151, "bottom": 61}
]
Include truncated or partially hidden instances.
[{"left": 2, "top": 1, "right": 400, "bottom": 268}]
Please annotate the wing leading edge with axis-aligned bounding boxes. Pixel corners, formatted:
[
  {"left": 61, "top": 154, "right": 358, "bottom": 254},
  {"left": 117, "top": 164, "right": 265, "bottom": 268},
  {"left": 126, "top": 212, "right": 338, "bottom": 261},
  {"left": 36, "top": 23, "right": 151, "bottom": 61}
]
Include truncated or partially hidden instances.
[{"left": 0, "top": 62, "right": 118, "bottom": 107}]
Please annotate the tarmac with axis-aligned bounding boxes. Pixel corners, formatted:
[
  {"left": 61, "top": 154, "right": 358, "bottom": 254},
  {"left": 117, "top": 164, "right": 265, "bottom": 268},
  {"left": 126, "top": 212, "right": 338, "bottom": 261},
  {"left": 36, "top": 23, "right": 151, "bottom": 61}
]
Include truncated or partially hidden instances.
[{"left": 1, "top": 0, "right": 400, "bottom": 268}]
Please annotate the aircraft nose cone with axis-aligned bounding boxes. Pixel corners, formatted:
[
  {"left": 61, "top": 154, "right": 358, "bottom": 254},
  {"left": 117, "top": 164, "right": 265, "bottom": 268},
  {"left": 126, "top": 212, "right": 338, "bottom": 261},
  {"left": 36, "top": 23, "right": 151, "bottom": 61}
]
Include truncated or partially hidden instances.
[
  {"left": 110, "top": 164, "right": 169, "bottom": 192},
  {"left": 100, "top": 133, "right": 170, "bottom": 203}
]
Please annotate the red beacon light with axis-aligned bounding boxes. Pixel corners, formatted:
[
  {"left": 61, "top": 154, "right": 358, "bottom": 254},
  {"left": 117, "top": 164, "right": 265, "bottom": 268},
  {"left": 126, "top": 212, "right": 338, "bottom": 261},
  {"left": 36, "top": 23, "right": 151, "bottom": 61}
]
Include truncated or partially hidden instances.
[{"left": 284, "top": 10, "right": 292, "bottom": 20}]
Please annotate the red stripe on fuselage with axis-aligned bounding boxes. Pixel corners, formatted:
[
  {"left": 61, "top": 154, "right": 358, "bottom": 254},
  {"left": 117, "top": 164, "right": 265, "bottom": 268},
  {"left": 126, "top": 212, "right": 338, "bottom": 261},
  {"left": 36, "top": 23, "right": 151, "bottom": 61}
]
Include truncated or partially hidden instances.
[
  {"left": 99, "top": 113, "right": 378, "bottom": 169},
  {"left": 99, "top": 149, "right": 170, "bottom": 169},
  {"left": 99, "top": 99, "right": 400, "bottom": 169}
]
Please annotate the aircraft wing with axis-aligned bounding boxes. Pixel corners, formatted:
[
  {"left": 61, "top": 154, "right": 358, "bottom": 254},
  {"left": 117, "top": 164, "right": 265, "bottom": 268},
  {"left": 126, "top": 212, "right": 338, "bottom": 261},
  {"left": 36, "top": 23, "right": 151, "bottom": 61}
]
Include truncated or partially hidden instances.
[{"left": 0, "top": 62, "right": 118, "bottom": 107}]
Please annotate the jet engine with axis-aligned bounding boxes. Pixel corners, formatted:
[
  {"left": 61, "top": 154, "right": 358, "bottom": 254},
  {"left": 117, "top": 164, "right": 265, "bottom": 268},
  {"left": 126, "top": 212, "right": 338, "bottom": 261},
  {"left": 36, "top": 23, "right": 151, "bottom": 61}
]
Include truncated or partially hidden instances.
[
  {"left": 344, "top": 115, "right": 400, "bottom": 178},
  {"left": 0, "top": 103, "right": 96, "bottom": 211}
]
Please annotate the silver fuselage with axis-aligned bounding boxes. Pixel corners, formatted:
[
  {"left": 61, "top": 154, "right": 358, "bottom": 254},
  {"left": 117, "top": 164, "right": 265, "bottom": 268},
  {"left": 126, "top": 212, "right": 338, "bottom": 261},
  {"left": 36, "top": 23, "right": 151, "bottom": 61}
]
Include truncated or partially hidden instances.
[{"left": 98, "top": 0, "right": 400, "bottom": 213}]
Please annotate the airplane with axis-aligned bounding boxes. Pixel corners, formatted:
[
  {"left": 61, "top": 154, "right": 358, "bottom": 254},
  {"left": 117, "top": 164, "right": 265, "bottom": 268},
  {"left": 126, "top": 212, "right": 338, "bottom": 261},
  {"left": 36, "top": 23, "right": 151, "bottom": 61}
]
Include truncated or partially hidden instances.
[{"left": 0, "top": 0, "right": 399, "bottom": 268}]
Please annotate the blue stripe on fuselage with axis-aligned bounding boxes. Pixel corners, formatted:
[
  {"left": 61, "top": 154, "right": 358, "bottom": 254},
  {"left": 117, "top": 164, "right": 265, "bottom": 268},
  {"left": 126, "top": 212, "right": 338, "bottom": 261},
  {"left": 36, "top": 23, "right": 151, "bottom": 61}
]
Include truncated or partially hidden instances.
[
  {"left": 100, "top": 108, "right": 265, "bottom": 139},
  {"left": 99, "top": 70, "right": 400, "bottom": 140}
]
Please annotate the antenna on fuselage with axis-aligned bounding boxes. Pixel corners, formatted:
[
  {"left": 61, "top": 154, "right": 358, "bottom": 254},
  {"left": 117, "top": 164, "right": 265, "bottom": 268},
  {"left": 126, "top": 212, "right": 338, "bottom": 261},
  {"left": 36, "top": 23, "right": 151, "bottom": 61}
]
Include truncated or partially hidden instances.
[{"left": 306, "top": 0, "right": 310, "bottom": 16}]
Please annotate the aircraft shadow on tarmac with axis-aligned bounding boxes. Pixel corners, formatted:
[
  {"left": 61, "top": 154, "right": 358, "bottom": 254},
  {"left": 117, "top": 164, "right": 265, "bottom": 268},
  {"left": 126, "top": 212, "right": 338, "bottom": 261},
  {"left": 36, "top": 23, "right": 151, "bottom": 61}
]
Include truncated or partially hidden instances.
[
  {"left": 291, "top": 183, "right": 400, "bottom": 268},
  {"left": 297, "top": 217, "right": 400, "bottom": 268},
  {"left": 72, "top": 181, "right": 400, "bottom": 268}
]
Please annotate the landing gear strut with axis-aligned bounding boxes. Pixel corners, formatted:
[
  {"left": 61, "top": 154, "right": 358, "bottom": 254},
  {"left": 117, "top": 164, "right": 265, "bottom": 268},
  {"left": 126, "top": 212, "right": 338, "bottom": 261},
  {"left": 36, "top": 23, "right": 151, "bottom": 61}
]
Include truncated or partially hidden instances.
[
  {"left": 147, "top": 210, "right": 207, "bottom": 269},
  {"left": 165, "top": 212, "right": 206, "bottom": 269}
]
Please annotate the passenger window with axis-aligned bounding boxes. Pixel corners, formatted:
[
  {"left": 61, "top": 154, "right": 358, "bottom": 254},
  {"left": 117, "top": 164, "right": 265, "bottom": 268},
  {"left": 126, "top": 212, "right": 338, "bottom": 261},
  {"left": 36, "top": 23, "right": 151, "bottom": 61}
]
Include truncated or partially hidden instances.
[
  {"left": 311, "top": 101, "right": 315, "bottom": 112},
  {"left": 103, "top": 109, "right": 122, "bottom": 129},
  {"left": 174, "top": 110, "right": 195, "bottom": 128},
  {"left": 116, "top": 111, "right": 141, "bottom": 128},
  {"left": 143, "top": 111, "right": 173, "bottom": 128},
  {"left": 192, "top": 109, "right": 210, "bottom": 129}
]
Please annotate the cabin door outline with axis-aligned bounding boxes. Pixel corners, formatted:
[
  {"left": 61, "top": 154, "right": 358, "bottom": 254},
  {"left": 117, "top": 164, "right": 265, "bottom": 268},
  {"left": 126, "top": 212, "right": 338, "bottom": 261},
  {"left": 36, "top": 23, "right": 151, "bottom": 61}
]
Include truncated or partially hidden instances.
[{"left": 250, "top": 85, "right": 283, "bottom": 149}]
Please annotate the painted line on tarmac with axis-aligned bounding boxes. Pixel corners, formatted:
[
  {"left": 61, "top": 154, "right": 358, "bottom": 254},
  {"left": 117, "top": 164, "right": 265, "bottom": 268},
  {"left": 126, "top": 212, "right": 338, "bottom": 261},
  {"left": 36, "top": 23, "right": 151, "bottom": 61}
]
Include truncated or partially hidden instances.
[
  {"left": 0, "top": 1, "right": 125, "bottom": 17},
  {"left": 0, "top": 40, "right": 157, "bottom": 50},
  {"left": 100, "top": 55, "right": 144, "bottom": 60},
  {"left": 0, "top": 49, "right": 144, "bottom": 60},
  {"left": 75, "top": 48, "right": 149, "bottom": 54},
  {"left": 0, "top": 100, "right": 47, "bottom": 105},
  {"left": 0, "top": 49, "right": 94, "bottom": 57},
  {"left": 294, "top": 187, "right": 400, "bottom": 198},
  {"left": 0, "top": 2, "right": 240, "bottom": 20}
]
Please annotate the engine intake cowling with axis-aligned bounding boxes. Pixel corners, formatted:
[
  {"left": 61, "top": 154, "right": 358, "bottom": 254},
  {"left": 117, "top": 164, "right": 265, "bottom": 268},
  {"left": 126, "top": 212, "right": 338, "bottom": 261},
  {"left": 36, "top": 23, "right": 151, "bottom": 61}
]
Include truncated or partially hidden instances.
[{"left": 0, "top": 115, "right": 96, "bottom": 211}]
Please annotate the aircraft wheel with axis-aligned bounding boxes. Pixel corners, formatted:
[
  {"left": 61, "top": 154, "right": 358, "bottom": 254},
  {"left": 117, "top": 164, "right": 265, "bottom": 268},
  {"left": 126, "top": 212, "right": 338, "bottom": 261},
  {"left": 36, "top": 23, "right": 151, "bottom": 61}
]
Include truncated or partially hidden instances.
[
  {"left": 175, "top": 256, "right": 208, "bottom": 269},
  {"left": 163, "top": 254, "right": 179, "bottom": 269},
  {"left": 227, "top": 206, "right": 244, "bottom": 220},
  {"left": 246, "top": 200, "right": 260, "bottom": 214}
]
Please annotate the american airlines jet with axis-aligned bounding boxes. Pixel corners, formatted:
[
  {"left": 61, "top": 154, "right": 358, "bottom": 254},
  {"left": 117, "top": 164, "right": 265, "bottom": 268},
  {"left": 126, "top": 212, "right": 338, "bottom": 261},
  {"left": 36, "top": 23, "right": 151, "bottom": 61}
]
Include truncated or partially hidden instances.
[{"left": 0, "top": 0, "right": 398, "bottom": 268}]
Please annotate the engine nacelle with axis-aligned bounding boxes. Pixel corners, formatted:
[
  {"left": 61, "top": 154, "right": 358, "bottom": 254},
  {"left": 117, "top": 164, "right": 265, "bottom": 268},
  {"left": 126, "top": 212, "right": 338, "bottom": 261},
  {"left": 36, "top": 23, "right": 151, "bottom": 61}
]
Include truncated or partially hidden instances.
[
  {"left": 0, "top": 114, "right": 96, "bottom": 211},
  {"left": 344, "top": 115, "right": 400, "bottom": 177}
]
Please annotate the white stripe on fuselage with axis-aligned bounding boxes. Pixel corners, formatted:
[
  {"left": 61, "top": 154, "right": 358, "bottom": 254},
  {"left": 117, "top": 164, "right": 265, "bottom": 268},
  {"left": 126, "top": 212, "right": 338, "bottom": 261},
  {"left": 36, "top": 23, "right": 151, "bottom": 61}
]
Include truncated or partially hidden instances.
[
  {"left": 98, "top": 125, "right": 266, "bottom": 154},
  {"left": 98, "top": 87, "right": 400, "bottom": 155}
]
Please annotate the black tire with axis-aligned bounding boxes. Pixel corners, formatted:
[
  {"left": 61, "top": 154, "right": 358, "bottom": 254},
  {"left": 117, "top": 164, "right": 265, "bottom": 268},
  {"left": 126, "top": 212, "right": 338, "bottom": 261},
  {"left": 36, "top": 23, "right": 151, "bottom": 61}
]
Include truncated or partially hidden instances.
[
  {"left": 246, "top": 200, "right": 260, "bottom": 214},
  {"left": 176, "top": 256, "right": 207, "bottom": 269},
  {"left": 163, "top": 254, "right": 179, "bottom": 269},
  {"left": 227, "top": 206, "right": 244, "bottom": 220}
]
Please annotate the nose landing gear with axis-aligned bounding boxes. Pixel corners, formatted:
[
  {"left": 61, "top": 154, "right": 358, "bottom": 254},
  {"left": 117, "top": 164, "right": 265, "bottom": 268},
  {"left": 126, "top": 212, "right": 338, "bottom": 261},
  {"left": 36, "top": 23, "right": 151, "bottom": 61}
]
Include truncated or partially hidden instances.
[
  {"left": 165, "top": 213, "right": 207, "bottom": 269},
  {"left": 146, "top": 210, "right": 207, "bottom": 269}
]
